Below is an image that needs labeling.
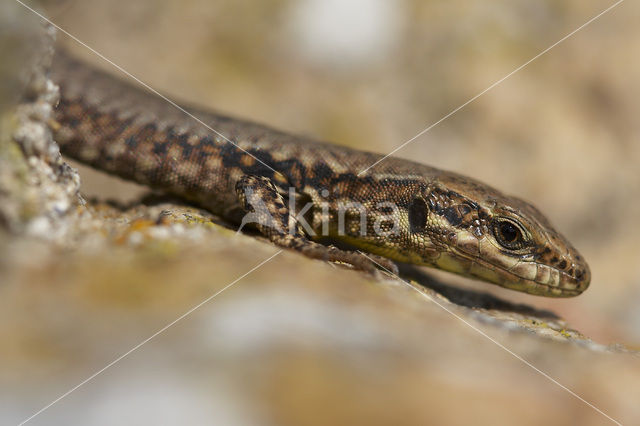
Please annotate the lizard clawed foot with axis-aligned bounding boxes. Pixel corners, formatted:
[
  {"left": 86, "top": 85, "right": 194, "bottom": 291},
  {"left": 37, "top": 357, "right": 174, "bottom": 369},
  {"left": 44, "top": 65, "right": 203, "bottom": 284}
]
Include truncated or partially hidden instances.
[
  {"left": 234, "top": 176, "right": 399, "bottom": 277},
  {"left": 354, "top": 251, "right": 400, "bottom": 276},
  {"left": 299, "top": 244, "right": 399, "bottom": 277}
]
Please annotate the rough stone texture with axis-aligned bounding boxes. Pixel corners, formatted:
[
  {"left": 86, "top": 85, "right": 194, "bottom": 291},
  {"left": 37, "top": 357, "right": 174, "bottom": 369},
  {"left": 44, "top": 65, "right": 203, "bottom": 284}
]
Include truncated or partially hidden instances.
[
  {"left": 2, "top": 2, "right": 639, "bottom": 426},
  {"left": 0, "top": 12, "right": 82, "bottom": 240},
  {"left": 2, "top": 204, "right": 639, "bottom": 425}
]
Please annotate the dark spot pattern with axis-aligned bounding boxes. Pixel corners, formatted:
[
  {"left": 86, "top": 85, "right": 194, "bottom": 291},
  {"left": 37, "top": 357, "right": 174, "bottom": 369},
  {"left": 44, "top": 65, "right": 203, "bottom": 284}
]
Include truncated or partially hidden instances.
[{"left": 408, "top": 197, "right": 428, "bottom": 233}]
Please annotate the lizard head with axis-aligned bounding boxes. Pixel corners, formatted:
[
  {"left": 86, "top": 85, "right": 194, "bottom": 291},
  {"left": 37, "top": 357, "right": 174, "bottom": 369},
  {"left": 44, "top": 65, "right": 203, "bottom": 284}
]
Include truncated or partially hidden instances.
[{"left": 406, "top": 174, "right": 591, "bottom": 297}]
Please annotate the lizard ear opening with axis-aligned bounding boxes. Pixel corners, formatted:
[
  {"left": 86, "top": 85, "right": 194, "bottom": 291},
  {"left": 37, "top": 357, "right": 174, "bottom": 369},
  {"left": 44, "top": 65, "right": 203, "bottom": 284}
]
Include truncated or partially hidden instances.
[{"left": 408, "top": 197, "right": 428, "bottom": 233}]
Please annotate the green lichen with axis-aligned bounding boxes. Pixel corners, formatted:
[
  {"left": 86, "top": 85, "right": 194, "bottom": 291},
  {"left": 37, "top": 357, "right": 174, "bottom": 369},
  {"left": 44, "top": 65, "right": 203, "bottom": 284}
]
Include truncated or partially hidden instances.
[{"left": 559, "top": 329, "right": 572, "bottom": 339}]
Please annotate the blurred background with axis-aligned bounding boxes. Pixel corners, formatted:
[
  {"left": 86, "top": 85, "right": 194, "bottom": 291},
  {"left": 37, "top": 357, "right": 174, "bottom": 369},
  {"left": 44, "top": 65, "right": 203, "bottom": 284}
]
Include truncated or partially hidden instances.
[{"left": 3, "top": 0, "right": 640, "bottom": 424}]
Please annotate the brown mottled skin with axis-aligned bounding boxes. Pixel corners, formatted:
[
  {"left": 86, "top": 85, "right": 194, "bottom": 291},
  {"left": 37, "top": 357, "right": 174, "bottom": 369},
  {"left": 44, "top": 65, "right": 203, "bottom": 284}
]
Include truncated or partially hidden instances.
[{"left": 49, "top": 51, "right": 590, "bottom": 297}]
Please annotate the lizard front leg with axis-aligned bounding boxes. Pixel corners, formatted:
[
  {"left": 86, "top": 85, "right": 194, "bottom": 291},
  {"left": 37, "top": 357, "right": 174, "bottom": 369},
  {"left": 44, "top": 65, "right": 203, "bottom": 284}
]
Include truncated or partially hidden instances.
[{"left": 235, "top": 175, "right": 398, "bottom": 275}]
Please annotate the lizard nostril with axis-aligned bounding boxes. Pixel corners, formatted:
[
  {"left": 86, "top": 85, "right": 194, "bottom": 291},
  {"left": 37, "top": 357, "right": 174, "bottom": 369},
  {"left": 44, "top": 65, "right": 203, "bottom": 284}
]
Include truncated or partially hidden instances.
[{"left": 558, "top": 259, "right": 567, "bottom": 269}]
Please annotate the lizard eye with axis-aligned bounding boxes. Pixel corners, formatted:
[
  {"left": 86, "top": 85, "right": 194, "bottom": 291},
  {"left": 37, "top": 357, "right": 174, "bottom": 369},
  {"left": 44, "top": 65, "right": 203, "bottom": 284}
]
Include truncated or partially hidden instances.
[
  {"left": 492, "top": 218, "right": 527, "bottom": 250},
  {"left": 408, "top": 197, "right": 428, "bottom": 233}
]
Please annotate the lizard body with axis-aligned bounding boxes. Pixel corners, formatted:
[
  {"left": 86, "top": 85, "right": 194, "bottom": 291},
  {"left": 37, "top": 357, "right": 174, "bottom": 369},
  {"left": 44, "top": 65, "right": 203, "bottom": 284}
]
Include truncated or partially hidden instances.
[{"left": 49, "top": 51, "right": 590, "bottom": 297}]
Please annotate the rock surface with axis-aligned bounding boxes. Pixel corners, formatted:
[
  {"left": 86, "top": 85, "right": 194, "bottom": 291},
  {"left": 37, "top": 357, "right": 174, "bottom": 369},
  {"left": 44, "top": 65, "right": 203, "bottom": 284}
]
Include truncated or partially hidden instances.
[{"left": 2, "top": 2, "right": 639, "bottom": 426}]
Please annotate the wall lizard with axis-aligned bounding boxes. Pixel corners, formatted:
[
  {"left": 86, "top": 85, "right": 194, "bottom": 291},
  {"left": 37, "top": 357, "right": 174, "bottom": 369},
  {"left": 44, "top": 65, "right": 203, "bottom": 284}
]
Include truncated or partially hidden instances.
[{"left": 49, "top": 51, "right": 590, "bottom": 297}]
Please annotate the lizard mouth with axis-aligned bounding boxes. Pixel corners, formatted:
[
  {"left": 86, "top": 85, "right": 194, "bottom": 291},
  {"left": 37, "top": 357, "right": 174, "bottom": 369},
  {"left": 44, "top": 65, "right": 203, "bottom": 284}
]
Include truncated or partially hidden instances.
[{"left": 437, "top": 249, "right": 588, "bottom": 297}]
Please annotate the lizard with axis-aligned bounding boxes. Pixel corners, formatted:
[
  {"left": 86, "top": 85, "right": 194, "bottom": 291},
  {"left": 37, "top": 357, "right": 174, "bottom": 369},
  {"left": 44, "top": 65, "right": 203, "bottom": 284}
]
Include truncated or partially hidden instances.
[{"left": 48, "top": 50, "right": 591, "bottom": 297}]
